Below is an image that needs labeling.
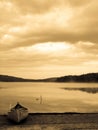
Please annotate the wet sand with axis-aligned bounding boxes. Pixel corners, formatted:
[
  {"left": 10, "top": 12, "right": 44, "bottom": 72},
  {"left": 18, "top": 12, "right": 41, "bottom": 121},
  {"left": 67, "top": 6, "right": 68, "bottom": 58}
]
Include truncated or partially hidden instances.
[{"left": 0, "top": 113, "right": 98, "bottom": 129}]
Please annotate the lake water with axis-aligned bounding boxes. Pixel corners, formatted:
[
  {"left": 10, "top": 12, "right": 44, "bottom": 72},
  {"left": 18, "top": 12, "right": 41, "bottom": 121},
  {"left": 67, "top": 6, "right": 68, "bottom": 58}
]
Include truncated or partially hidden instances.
[{"left": 0, "top": 82, "right": 98, "bottom": 114}]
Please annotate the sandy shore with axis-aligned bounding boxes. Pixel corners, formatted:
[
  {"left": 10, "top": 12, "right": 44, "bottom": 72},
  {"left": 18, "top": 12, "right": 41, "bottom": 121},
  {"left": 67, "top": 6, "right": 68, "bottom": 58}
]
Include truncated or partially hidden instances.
[{"left": 0, "top": 113, "right": 98, "bottom": 129}]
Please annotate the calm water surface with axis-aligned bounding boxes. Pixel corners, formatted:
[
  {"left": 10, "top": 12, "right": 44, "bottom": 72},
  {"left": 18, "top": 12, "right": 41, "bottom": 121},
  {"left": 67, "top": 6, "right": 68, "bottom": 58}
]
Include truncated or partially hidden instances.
[{"left": 0, "top": 82, "right": 98, "bottom": 114}]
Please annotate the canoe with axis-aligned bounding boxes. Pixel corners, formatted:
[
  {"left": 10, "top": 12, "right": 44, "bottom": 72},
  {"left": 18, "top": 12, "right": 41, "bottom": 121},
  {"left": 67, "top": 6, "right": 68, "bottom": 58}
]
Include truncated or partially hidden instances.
[{"left": 8, "top": 102, "right": 28, "bottom": 123}]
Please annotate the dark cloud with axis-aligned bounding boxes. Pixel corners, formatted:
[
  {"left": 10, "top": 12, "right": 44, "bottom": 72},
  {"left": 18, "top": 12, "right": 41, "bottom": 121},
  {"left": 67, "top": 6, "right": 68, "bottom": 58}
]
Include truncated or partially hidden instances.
[
  {"left": 11, "top": 0, "right": 93, "bottom": 14},
  {"left": 10, "top": 0, "right": 57, "bottom": 14},
  {"left": 68, "top": 0, "right": 92, "bottom": 7},
  {"left": 0, "top": 0, "right": 98, "bottom": 50}
]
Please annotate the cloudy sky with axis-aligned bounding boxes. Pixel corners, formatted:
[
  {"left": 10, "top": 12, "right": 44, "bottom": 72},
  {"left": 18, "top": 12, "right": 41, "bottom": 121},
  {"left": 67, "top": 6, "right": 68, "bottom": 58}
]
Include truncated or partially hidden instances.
[{"left": 0, "top": 0, "right": 98, "bottom": 79}]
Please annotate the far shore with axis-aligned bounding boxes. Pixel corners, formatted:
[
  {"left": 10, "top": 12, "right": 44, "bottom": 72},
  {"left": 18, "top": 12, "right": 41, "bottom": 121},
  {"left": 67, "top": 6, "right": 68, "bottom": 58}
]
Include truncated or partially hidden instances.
[{"left": 0, "top": 72, "right": 98, "bottom": 82}]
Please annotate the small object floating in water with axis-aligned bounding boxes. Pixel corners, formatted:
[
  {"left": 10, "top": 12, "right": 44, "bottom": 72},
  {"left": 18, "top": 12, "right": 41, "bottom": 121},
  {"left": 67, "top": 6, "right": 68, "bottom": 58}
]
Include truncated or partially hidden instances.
[{"left": 8, "top": 102, "right": 28, "bottom": 123}]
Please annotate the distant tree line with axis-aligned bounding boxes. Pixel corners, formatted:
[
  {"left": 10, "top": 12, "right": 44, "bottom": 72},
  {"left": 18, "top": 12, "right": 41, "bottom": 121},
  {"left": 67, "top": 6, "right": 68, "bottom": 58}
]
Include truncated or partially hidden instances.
[{"left": 0, "top": 73, "right": 98, "bottom": 82}]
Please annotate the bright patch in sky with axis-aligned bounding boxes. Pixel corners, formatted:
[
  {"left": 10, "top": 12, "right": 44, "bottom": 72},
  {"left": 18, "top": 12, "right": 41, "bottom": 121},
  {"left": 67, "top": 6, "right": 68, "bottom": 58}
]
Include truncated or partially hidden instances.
[
  {"left": 9, "top": 27, "right": 21, "bottom": 33},
  {"left": 33, "top": 42, "right": 71, "bottom": 52},
  {"left": 3, "top": 34, "right": 11, "bottom": 39}
]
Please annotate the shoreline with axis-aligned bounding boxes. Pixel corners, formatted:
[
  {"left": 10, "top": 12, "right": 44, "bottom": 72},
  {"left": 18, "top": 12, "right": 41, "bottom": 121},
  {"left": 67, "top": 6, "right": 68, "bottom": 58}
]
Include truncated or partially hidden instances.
[{"left": 1, "top": 113, "right": 98, "bottom": 129}]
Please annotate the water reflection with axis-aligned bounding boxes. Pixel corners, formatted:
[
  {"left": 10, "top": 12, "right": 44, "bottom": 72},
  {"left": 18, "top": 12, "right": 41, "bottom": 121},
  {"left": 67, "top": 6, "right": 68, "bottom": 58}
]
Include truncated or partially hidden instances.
[{"left": 63, "top": 88, "right": 98, "bottom": 94}]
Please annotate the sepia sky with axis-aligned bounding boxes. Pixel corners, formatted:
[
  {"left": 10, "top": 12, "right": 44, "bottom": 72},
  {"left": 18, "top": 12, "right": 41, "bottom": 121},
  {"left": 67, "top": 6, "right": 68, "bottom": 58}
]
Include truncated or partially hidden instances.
[{"left": 0, "top": 0, "right": 98, "bottom": 79}]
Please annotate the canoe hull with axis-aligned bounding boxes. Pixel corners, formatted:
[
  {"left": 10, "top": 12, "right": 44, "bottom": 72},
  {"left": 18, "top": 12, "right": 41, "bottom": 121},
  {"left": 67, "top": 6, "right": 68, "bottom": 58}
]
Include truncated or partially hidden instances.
[{"left": 8, "top": 109, "right": 28, "bottom": 123}]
